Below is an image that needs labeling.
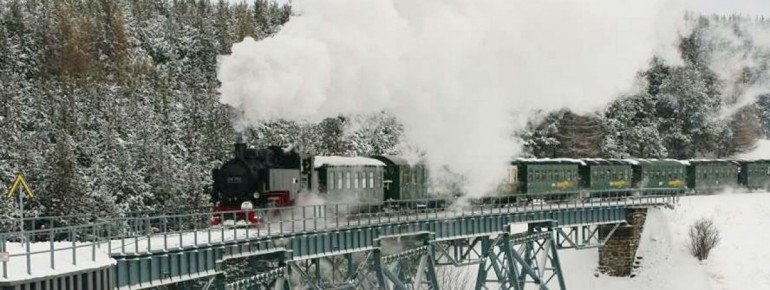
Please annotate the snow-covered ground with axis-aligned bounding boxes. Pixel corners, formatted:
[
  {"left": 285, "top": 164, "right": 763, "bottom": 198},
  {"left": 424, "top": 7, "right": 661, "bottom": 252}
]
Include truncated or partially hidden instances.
[
  {"left": 0, "top": 242, "right": 114, "bottom": 282},
  {"left": 562, "top": 192, "right": 770, "bottom": 290}
]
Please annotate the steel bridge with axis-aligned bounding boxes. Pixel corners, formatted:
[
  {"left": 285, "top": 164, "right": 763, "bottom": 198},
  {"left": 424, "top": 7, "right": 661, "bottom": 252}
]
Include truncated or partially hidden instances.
[{"left": 0, "top": 190, "right": 679, "bottom": 290}]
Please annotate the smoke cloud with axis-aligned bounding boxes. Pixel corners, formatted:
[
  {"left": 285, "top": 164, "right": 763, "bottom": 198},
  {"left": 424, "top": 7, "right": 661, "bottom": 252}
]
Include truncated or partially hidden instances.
[
  {"left": 218, "top": 0, "right": 689, "bottom": 196},
  {"left": 700, "top": 19, "right": 770, "bottom": 115}
]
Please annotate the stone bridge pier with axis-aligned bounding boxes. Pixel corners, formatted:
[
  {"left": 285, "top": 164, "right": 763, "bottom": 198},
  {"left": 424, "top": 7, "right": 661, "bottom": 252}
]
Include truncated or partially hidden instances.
[{"left": 598, "top": 208, "right": 647, "bottom": 276}]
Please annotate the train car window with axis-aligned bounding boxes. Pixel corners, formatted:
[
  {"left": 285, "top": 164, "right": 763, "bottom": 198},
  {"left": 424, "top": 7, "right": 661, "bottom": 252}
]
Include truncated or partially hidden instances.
[
  {"left": 338, "top": 172, "right": 343, "bottom": 190},
  {"left": 354, "top": 172, "right": 359, "bottom": 189},
  {"left": 330, "top": 172, "right": 335, "bottom": 189},
  {"left": 369, "top": 172, "right": 375, "bottom": 188},
  {"left": 362, "top": 171, "right": 367, "bottom": 188},
  {"left": 346, "top": 172, "right": 351, "bottom": 189}
]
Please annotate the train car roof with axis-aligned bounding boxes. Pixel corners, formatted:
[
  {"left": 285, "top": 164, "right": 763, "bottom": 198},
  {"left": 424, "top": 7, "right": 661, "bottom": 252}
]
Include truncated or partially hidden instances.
[
  {"left": 732, "top": 159, "right": 770, "bottom": 163},
  {"left": 581, "top": 159, "right": 634, "bottom": 166},
  {"left": 688, "top": 159, "right": 741, "bottom": 165},
  {"left": 314, "top": 156, "right": 386, "bottom": 168},
  {"left": 623, "top": 159, "right": 690, "bottom": 166},
  {"left": 512, "top": 158, "right": 586, "bottom": 165},
  {"left": 371, "top": 155, "right": 424, "bottom": 166}
]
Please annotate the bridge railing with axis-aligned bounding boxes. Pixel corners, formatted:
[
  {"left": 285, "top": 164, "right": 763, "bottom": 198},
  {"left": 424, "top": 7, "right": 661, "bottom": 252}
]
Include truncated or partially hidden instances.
[
  {"left": 0, "top": 221, "right": 115, "bottom": 278},
  {"left": 0, "top": 189, "right": 679, "bottom": 279}
]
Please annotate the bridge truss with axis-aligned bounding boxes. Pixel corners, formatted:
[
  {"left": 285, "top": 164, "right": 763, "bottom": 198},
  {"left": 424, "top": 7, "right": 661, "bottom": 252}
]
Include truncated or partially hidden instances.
[{"left": 0, "top": 189, "right": 679, "bottom": 290}]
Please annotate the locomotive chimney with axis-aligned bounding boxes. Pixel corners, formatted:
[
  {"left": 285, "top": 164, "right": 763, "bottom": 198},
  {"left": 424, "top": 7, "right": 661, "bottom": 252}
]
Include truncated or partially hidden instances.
[{"left": 235, "top": 133, "right": 246, "bottom": 159}]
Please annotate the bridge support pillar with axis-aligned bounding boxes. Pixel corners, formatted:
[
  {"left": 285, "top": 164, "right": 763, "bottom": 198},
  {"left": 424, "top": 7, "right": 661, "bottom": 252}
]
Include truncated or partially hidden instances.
[
  {"left": 598, "top": 209, "right": 647, "bottom": 276},
  {"left": 352, "top": 232, "right": 440, "bottom": 289},
  {"left": 475, "top": 222, "right": 566, "bottom": 290}
]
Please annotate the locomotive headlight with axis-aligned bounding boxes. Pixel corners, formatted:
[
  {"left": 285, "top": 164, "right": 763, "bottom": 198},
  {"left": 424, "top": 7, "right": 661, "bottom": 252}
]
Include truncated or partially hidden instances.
[
  {"left": 253, "top": 192, "right": 260, "bottom": 199},
  {"left": 241, "top": 201, "right": 254, "bottom": 210}
]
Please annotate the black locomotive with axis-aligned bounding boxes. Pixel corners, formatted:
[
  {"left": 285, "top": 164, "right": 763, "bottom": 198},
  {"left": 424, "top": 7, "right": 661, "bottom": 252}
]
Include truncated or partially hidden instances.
[
  {"left": 210, "top": 139, "right": 429, "bottom": 223},
  {"left": 211, "top": 140, "right": 312, "bottom": 223}
]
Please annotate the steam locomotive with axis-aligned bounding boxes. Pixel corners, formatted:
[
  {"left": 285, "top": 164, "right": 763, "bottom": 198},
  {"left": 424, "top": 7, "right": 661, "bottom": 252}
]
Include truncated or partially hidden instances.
[{"left": 210, "top": 140, "right": 429, "bottom": 223}]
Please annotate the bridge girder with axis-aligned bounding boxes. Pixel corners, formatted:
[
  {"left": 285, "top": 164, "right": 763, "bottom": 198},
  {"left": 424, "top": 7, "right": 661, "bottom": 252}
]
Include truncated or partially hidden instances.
[{"left": 474, "top": 223, "right": 566, "bottom": 290}]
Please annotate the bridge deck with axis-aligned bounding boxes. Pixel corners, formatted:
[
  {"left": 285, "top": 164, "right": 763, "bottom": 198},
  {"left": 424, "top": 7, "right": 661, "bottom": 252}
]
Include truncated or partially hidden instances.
[
  {"left": 0, "top": 192, "right": 679, "bottom": 289},
  {"left": 105, "top": 198, "right": 649, "bottom": 255}
]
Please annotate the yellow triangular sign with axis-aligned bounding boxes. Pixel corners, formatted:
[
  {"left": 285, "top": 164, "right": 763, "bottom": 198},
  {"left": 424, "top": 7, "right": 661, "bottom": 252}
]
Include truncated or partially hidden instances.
[{"left": 6, "top": 174, "right": 34, "bottom": 199}]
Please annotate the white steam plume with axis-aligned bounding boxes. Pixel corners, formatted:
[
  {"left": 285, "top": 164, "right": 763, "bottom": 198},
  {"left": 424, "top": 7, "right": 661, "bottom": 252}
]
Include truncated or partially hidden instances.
[
  {"left": 698, "top": 18, "right": 770, "bottom": 116},
  {"left": 218, "top": 0, "right": 682, "bottom": 197}
]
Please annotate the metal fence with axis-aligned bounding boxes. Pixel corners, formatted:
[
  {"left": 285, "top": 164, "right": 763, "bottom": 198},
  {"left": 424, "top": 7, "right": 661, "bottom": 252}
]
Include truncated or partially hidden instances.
[{"left": 0, "top": 188, "right": 680, "bottom": 279}]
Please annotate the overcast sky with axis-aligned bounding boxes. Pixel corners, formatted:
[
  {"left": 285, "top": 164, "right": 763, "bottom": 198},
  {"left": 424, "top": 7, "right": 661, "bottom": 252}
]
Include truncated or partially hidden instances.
[{"left": 698, "top": 0, "right": 770, "bottom": 15}]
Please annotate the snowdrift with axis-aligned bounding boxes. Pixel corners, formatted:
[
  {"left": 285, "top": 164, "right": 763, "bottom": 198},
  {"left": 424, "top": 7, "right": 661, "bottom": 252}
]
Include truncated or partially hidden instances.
[{"left": 561, "top": 193, "right": 770, "bottom": 290}]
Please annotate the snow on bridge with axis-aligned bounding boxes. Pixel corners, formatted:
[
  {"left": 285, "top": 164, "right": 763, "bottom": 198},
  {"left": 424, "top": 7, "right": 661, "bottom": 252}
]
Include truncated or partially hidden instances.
[{"left": 1, "top": 192, "right": 676, "bottom": 283}]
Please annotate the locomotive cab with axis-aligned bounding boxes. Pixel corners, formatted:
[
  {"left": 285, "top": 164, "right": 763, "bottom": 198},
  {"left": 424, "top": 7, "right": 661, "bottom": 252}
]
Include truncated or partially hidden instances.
[{"left": 211, "top": 141, "right": 314, "bottom": 224}]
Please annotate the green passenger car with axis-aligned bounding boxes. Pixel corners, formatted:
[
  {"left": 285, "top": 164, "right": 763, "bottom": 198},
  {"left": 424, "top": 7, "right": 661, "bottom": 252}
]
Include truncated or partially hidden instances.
[
  {"left": 372, "top": 156, "right": 429, "bottom": 201},
  {"left": 579, "top": 160, "right": 633, "bottom": 190},
  {"left": 738, "top": 160, "right": 770, "bottom": 190},
  {"left": 629, "top": 159, "right": 688, "bottom": 189},
  {"left": 514, "top": 159, "right": 581, "bottom": 194},
  {"left": 313, "top": 156, "right": 386, "bottom": 204},
  {"left": 687, "top": 160, "right": 739, "bottom": 192}
]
